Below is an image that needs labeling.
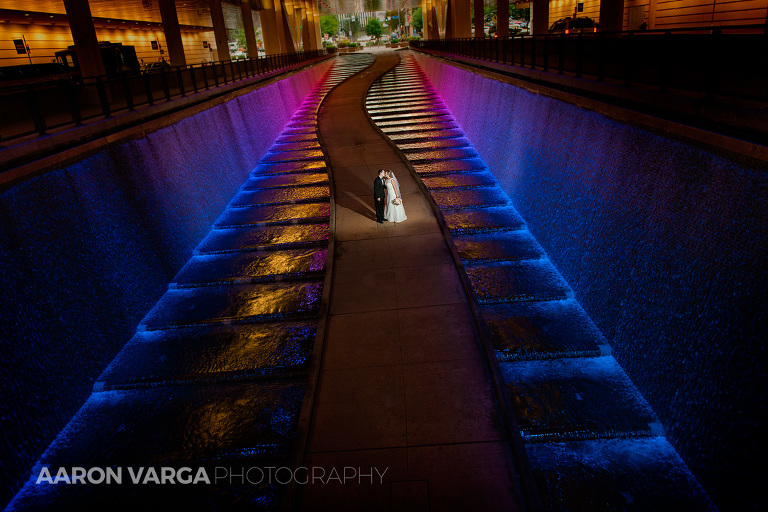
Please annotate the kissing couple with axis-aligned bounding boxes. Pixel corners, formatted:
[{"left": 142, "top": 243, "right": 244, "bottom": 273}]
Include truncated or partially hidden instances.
[{"left": 374, "top": 169, "right": 407, "bottom": 224}]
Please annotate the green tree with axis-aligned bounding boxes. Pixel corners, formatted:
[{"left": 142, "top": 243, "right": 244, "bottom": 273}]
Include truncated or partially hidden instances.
[
  {"left": 385, "top": 10, "right": 403, "bottom": 33},
  {"left": 365, "top": 18, "right": 383, "bottom": 38},
  {"left": 234, "top": 28, "right": 262, "bottom": 51},
  {"left": 411, "top": 7, "right": 423, "bottom": 32},
  {"left": 320, "top": 15, "right": 339, "bottom": 38}
]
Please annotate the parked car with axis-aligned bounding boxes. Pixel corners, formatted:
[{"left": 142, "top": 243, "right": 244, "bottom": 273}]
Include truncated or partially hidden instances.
[{"left": 549, "top": 17, "right": 598, "bottom": 34}]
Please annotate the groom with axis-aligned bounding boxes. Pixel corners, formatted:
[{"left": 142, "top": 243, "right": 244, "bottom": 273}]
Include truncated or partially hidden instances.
[{"left": 373, "top": 169, "right": 386, "bottom": 223}]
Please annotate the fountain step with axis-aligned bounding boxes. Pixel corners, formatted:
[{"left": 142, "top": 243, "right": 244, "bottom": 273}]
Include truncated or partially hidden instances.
[
  {"left": 267, "top": 141, "right": 321, "bottom": 152},
  {"left": 407, "top": 148, "right": 481, "bottom": 162},
  {"left": 387, "top": 128, "right": 466, "bottom": 142},
  {"left": 398, "top": 137, "right": 472, "bottom": 152},
  {"left": 365, "top": 99, "right": 444, "bottom": 110},
  {"left": 196, "top": 224, "right": 329, "bottom": 254},
  {"left": 443, "top": 206, "right": 525, "bottom": 233},
  {"left": 422, "top": 170, "right": 498, "bottom": 189},
  {"left": 379, "top": 122, "right": 459, "bottom": 135},
  {"left": 374, "top": 116, "right": 452, "bottom": 128},
  {"left": 139, "top": 281, "right": 322, "bottom": 330},
  {"left": 369, "top": 106, "right": 449, "bottom": 118},
  {"left": 481, "top": 300, "right": 608, "bottom": 361},
  {"left": 369, "top": 110, "right": 451, "bottom": 123},
  {"left": 454, "top": 230, "right": 545, "bottom": 263},
  {"left": 33, "top": 381, "right": 304, "bottom": 466},
  {"left": 259, "top": 149, "right": 324, "bottom": 163},
  {"left": 241, "top": 172, "right": 328, "bottom": 190},
  {"left": 215, "top": 203, "right": 330, "bottom": 228},
  {"left": 431, "top": 186, "right": 509, "bottom": 209},
  {"left": 525, "top": 437, "right": 715, "bottom": 511},
  {"left": 95, "top": 323, "right": 316, "bottom": 391},
  {"left": 252, "top": 160, "right": 327, "bottom": 175},
  {"left": 465, "top": 259, "right": 573, "bottom": 303},
  {"left": 171, "top": 248, "right": 327, "bottom": 287},
  {"left": 412, "top": 158, "right": 488, "bottom": 175},
  {"left": 229, "top": 186, "right": 330, "bottom": 206},
  {"left": 274, "top": 133, "right": 319, "bottom": 144},
  {"left": 501, "top": 357, "right": 660, "bottom": 442}
]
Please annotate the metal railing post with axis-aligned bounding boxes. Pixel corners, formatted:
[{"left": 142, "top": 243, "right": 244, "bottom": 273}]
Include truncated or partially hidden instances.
[
  {"left": 25, "top": 85, "right": 47, "bottom": 135},
  {"left": 176, "top": 67, "right": 186, "bottom": 97},
  {"left": 143, "top": 73, "right": 154, "bottom": 105},
  {"left": 96, "top": 77, "right": 111, "bottom": 117},
  {"left": 121, "top": 76, "right": 135, "bottom": 110},
  {"left": 159, "top": 68, "right": 171, "bottom": 100}
]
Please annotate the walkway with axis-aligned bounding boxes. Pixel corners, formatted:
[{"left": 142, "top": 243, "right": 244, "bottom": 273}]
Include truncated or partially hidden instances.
[{"left": 296, "top": 50, "right": 524, "bottom": 511}]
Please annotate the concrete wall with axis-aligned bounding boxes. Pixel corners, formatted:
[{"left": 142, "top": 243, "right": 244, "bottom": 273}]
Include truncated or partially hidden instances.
[
  {"left": 412, "top": 51, "right": 766, "bottom": 511},
  {"left": 0, "top": 58, "right": 333, "bottom": 508}
]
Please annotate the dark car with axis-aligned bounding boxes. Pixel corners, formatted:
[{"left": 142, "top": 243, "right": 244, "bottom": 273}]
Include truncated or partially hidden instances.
[{"left": 549, "top": 17, "right": 598, "bottom": 34}]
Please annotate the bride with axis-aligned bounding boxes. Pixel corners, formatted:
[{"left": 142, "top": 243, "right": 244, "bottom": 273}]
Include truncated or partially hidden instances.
[{"left": 384, "top": 170, "right": 407, "bottom": 223}]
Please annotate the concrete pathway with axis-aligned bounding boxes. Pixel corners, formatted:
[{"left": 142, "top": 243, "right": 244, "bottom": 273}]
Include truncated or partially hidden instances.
[{"left": 299, "top": 50, "right": 523, "bottom": 512}]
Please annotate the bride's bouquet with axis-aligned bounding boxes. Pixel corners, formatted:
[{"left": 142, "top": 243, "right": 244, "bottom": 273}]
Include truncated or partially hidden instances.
[{"left": 392, "top": 198, "right": 402, "bottom": 205}]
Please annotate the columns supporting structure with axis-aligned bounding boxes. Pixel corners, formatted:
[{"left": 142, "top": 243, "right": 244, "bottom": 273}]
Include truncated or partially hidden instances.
[
  {"left": 258, "top": 0, "right": 320, "bottom": 55},
  {"left": 62, "top": 0, "right": 105, "bottom": 78},
  {"left": 496, "top": 0, "right": 509, "bottom": 38},
  {"left": 445, "top": 0, "right": 471, "bottom": 39},
  {"left": 422, "top": 0, "right": 441, "bottom": 40},
  {"left": 241, "top": 0, "right": 260, "bottom": 58},
  {"left": 158, "top": 0, "right": 186, "bottom": 66},
  {"left": 473, "top": 0, "right": 483, "bottom": 38},
  {"left": 531, "top": 0, "right": 550, "bottom": 35},
  {"left": 209, "top": 0, "right": 231, "bottom": 62},
  {"left": 599, "top": 0, "right": 626, "bottom": 32}
]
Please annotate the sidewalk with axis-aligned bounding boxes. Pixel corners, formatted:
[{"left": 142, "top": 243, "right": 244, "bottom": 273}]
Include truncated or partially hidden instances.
[{"left": 298, "top": 49, "right": 523, "bottom": 512}]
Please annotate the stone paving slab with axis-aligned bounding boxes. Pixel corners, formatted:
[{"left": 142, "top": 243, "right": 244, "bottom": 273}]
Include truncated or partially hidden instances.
[
  {"left": 465, "top": 260, "right": 574, "bottom": 303},
  {"left": 229, "top": 186, "right": 330, "bottom": 206},
  {"left": 215, "top": 203, "right": 330, "bottom": 228},
  {"left": 196, "top": 224, "right": 329, "bottom": 254},
  {"left": 140, "top": 281, "right": 322, "bottom": 330},
  {"left": 96, "top": 323, "right": 316, "bottom": 390},
  {"left": 481, "top": 299, "right": 608, "bottom": 360},
  {"left": 455, "top": 230, "right": 545, "bottom": 262},
  {"left": 501, "top": 357, "right": 660, "bottom": 442},
  {"left": 171, "top": 249, "right": 327, "bottom": 287}
]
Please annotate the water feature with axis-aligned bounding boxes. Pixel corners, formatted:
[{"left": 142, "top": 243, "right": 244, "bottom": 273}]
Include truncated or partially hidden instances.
[
  {"left": 366, "top": 53, "right": 715, "bottom": 511},
  {"left": 7, "top": 54, "right": 376, "bottom": 511}
]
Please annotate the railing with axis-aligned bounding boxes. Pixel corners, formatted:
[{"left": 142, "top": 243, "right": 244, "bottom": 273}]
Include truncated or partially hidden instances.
[
  {"left": 0, "top": 49, "right": 329, "bottom": 146},
  {"left": 411, "top": 24, "right": 768, "bottom": 102}
]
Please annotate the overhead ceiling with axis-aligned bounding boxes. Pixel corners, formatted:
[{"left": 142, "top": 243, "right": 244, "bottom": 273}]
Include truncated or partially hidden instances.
[{"left": 0, "top": 0, "right": 415, "bottom": 27}]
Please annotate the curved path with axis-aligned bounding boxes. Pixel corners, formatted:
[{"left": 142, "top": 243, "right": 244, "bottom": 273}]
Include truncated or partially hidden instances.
[{"left": 298, "top": 50, "right": 524, "bottom": 511}]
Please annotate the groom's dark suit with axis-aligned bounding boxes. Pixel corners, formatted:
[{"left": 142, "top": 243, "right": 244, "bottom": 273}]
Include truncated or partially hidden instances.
[{"left": 373, "top": 175, "right": 386, "bottom": 223}]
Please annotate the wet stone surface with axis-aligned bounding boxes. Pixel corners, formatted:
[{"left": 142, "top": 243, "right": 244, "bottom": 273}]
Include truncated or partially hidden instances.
[
  {"left": 229, "top": 186, "right": 330, "bottom": 207},
  {"left": 241, "top": 172, "right": 328, "bottom": 190},
  {"left": 412, "top": 158, "right": 488, "bottom": 175},
  {"left": 96, "top": 323, "right": 316, "bottom": 389},
  {"left": 215, "top": 203, "right": 330, "bottom": 228},
  {"left": 35, "top": 381, "right": 305, "bottom": 466},
  {"left": 526, "top": 437, "right": 716, "bottom": 511},
  {"left": 252, "top": 160, "right": 327, "bottom": 175},
  {"left": 421, "top": 170, "right": 498, "bottom": 189},
  {"left": 430, "top": 187, "right": 510, "bottom": 209},
  {"left": 397, "top": 137, "right": 472, "bottom": 152},
  {"left": 197, "top": 224, "right": 329, "bottom": 254},
  {"left": 443, "top": 206, "right": 526, "bottom": 234},
  {"left": 172, "top": 249, "right": 327, "bottom": 287},
  {"left": 501, "top": 357, "right": 659, "bottom": 442},
  {"left": 481, "top": 300, "right": 607, "bottom": 360},
  {"left": 465, "top": 260, "right": 573, "bottom": 303},
  {"left": 454, "top": 230, "right": 545, "bottom": 263}
]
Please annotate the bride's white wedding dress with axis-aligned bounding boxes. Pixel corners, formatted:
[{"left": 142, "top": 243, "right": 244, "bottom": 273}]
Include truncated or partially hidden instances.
[{"left": 384, "top": 177, "right": 407, "bottom": 223}]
